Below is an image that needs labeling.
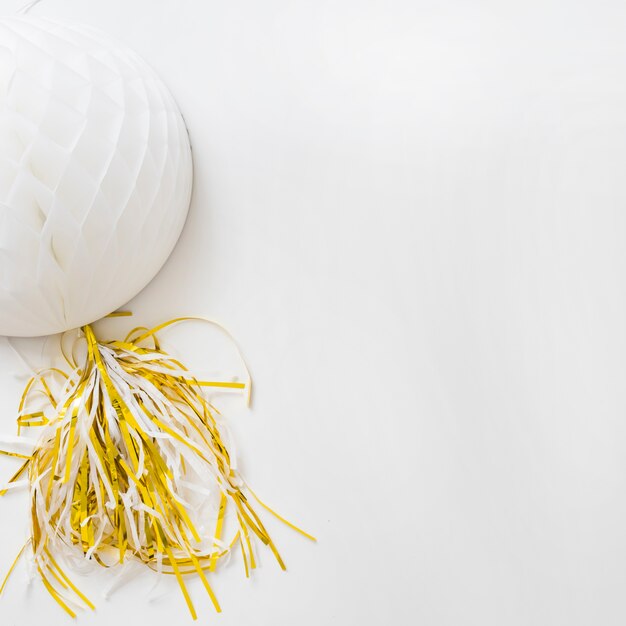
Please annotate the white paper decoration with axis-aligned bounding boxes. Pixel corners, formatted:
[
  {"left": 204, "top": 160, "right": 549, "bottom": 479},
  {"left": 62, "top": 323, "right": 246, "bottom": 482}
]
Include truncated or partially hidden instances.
[{"left": 0, "top": 16, "right": 193, "bottom": 337}]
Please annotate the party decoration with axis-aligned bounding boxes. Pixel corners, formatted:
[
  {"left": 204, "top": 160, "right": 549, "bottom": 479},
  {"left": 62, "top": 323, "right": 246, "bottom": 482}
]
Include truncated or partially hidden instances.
[
  {"left": 0, "top": 16, "right": 193, "bottom": 337},
  {"left": 0, "top": 14, "right": 313, "bottom": 620}
]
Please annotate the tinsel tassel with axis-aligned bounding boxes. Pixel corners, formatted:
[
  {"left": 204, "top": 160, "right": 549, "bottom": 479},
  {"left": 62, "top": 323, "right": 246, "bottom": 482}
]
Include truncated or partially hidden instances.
[{"left": 0, "top": 321, "right": 314, "bottom": 618}]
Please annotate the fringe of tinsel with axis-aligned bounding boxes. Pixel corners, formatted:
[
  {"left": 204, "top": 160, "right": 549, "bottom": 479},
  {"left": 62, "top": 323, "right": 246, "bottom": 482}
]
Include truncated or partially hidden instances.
[{"left": 0, "top": 319, "right": 314, "bottom": 618}]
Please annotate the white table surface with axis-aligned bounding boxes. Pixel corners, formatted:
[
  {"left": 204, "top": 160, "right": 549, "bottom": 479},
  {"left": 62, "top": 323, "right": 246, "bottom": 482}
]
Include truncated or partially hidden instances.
[{"left": 2, "top": 1, "right": 626, "bottom": 624}]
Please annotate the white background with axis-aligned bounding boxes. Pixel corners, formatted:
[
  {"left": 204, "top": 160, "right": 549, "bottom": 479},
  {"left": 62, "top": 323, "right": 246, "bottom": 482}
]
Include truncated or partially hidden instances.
[{"left": 1, "top": 0, "right": 626, "bottom": 624}]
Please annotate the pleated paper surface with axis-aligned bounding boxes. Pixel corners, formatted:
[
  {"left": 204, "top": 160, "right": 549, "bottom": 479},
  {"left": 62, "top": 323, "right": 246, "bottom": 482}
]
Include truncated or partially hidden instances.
[{"left": 0, "top": 17, "right": 193, "bottom": 337}]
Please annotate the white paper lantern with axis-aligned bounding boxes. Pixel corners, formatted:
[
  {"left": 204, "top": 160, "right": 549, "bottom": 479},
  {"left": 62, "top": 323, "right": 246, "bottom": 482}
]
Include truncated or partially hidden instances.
[{"left": 0, "top": 16, "right": 193, "bottom": 337}]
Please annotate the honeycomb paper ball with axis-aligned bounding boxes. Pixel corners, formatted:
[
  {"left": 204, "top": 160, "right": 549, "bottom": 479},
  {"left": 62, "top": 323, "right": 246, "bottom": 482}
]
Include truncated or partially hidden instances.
[{"left": 0, "top": 16, "right": 193, "bottom": 337}]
